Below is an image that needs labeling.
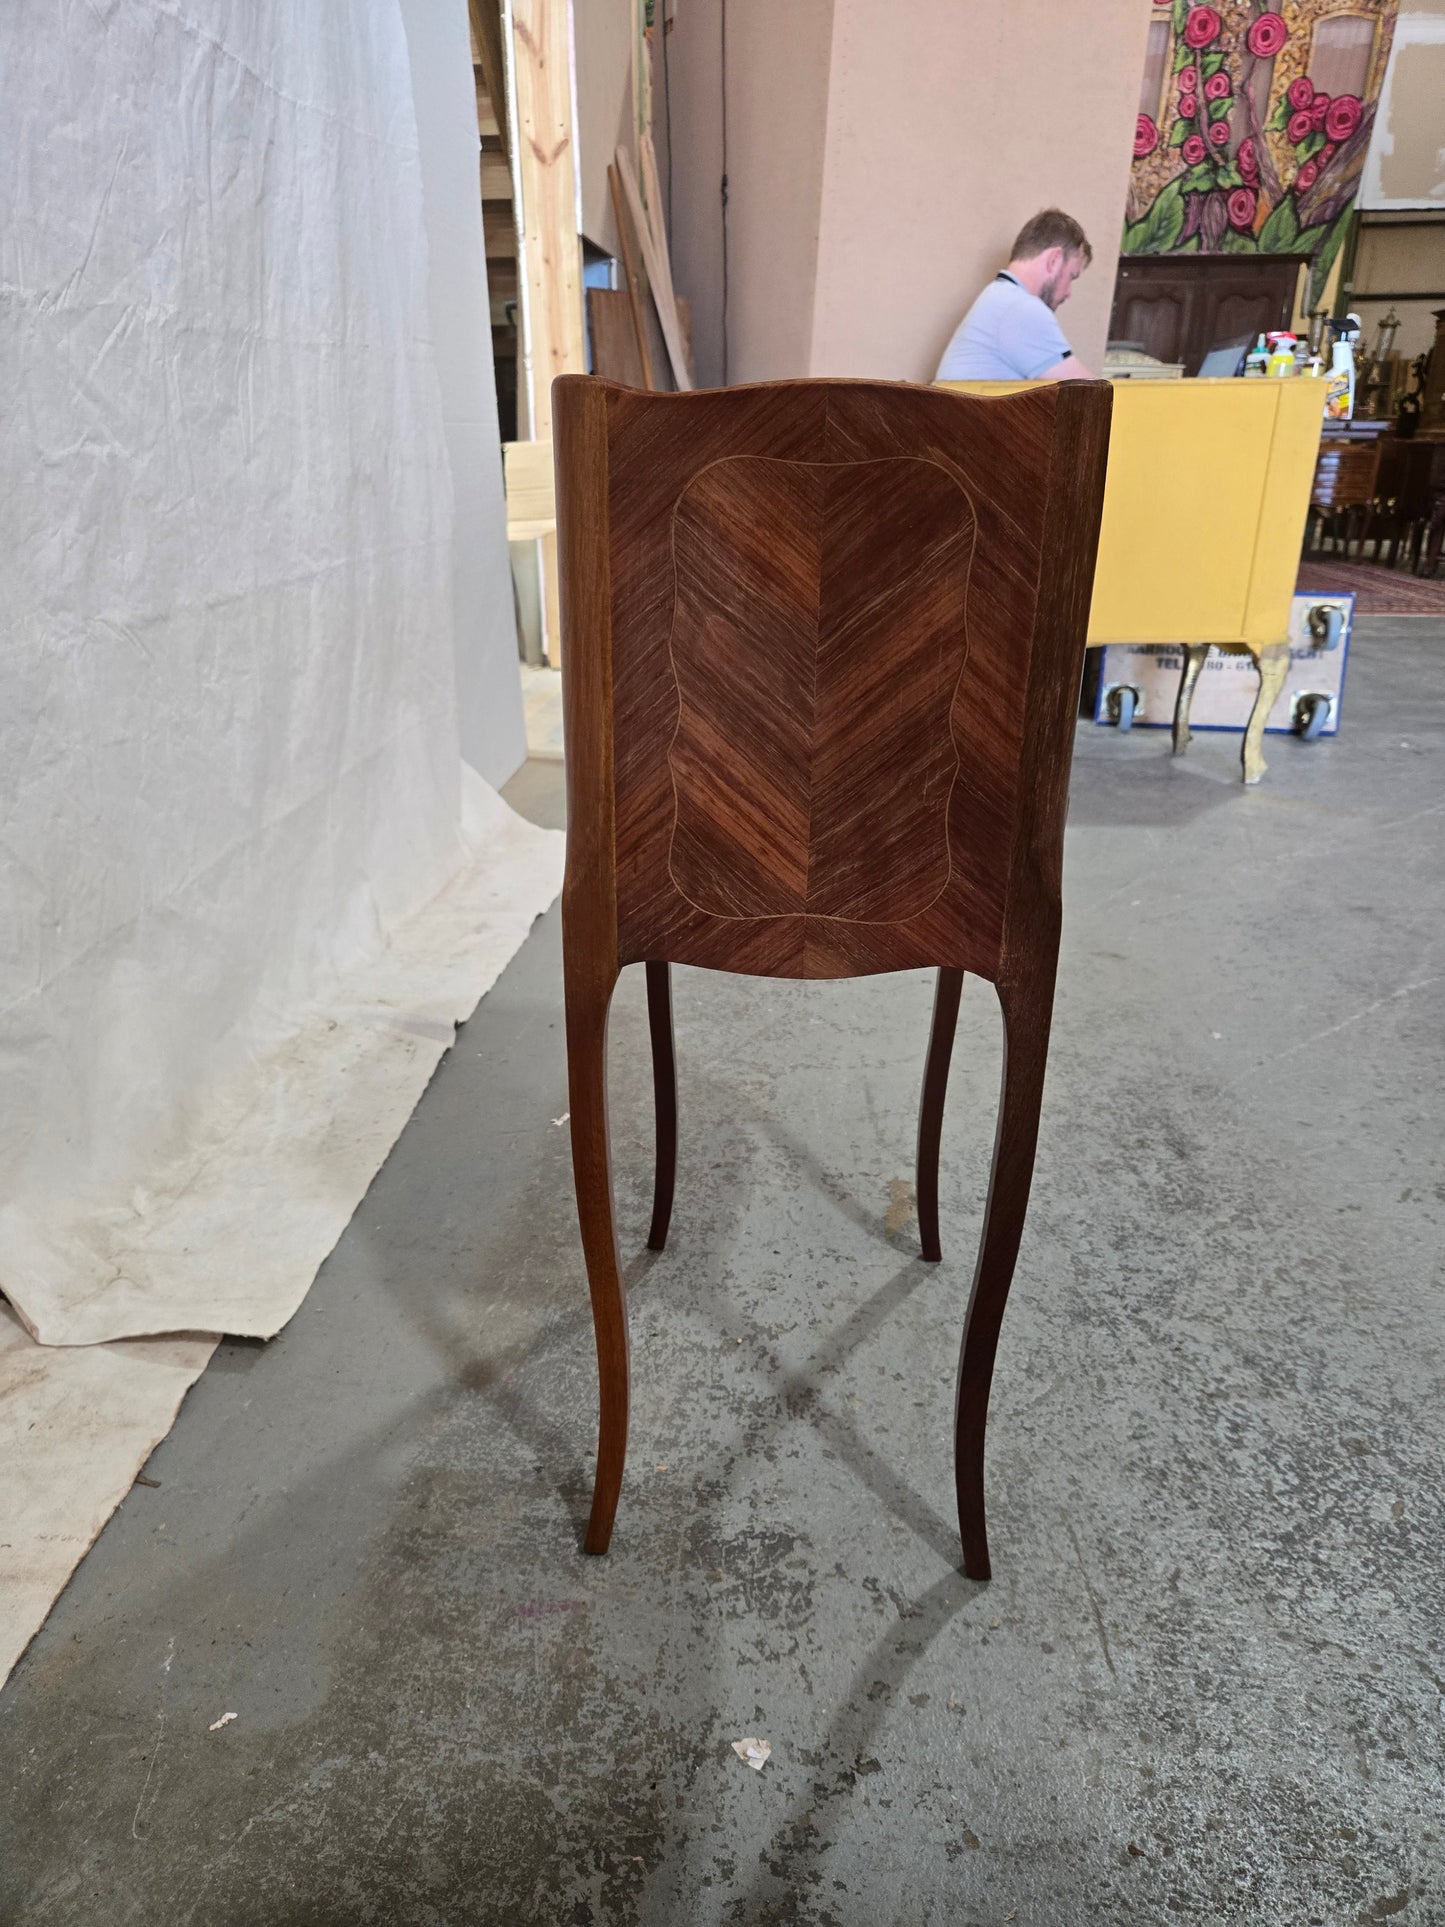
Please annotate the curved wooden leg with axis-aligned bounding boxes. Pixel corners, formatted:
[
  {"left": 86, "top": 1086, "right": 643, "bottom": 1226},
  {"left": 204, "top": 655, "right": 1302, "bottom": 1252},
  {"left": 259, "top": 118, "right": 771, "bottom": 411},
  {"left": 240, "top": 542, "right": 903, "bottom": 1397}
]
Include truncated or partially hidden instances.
[
  {"left": 1241, "top": 645, "right": 1291, "bottom": 786},
  {"left": 955, "top": 970, "right": 1054, "bottom": 1582},
  {"left": 916, "top": 968, "right": 964, "bottom": 1263},
  {"left": 565, "top": 967, "right": 629, "bottom": 1554},
  {"left": 1173, "top": 643, "right": 1210, "bottom": 756},
  {"left": 645, "top": 962, "right": 677, "bottom": 1251}
]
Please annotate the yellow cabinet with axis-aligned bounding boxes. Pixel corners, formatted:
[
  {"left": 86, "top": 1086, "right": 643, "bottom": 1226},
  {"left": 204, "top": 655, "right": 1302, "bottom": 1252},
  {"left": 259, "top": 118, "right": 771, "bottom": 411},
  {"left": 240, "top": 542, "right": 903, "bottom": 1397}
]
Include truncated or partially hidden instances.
[{"left": 938, "top": 377, "right": 1328, "bottom": 779}]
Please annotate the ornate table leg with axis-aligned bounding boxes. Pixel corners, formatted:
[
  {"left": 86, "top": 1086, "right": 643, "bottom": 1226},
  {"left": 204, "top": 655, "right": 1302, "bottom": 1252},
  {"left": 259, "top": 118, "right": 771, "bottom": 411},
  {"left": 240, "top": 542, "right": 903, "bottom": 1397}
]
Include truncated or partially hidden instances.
[
  {"left": 1417, "top": 499, "right": 1445, "bottom": 578},
  {"left": 564, "top": 965, "right": 630, "bottom": 1554},
  {"left": 1172, "top": 643, "right": 1210, "bottom": 756},
  {"left": 916, "top": 967, "right": 964, "bottom": 1264},
  {"left": 645, "top": 962, "right": 677, "bottom": 1251},
  {"left": 954, "top": 965, "right": 1055, "bottom": 1582},
  {"left": 1241, "top": 645, "right": 1291, "bottom": 786}
]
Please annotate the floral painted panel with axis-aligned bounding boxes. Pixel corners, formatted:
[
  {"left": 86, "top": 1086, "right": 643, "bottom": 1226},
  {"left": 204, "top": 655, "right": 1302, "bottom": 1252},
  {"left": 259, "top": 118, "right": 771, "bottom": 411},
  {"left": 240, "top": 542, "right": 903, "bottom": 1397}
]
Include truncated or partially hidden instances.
[{"left": 1126, "top": 0, "right": 1398, "bottom": 300}]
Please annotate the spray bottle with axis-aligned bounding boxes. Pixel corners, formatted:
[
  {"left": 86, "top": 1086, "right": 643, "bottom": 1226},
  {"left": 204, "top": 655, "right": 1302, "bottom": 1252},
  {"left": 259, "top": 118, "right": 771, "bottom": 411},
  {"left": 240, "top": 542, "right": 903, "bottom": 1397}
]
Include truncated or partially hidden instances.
[
  {"left": 1325, "top": 314, "right": 1361, "bottom": 420},
  {"left": 1266, "top": 332, "right": 1298, "bottom": 377}
]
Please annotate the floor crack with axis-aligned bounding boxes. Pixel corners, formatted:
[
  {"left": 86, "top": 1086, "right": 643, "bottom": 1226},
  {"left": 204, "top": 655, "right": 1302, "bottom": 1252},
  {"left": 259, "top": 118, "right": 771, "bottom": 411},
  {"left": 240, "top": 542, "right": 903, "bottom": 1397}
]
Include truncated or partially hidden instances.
[{"left": 1066, "top": 1522, "right": 1116, "bottom": 1677}]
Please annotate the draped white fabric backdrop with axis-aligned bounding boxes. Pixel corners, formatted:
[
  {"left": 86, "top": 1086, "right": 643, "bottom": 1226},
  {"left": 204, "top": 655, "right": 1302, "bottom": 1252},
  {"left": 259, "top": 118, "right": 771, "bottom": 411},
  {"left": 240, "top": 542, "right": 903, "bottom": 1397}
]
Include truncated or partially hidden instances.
[
  {"left": 0, "top": 0, "right": 562, "bottom": 1677},
  {"left": 0, "top": 0, "right": 555, "bottom": 1343}
]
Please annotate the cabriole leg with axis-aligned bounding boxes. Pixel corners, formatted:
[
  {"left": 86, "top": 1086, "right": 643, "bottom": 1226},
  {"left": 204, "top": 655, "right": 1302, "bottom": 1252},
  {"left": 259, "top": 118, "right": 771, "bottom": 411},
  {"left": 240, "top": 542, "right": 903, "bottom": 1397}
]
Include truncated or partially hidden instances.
[
  {"left": 645, "top": 962, "right": 677, "bottom": 1251},
  {"left": 565, "top": 967, "right": 629, "bottom": 1554},
  {"left": 916, "top": 967, "right": 964, "bottom": 1263},
  {"left": 954, "top": 970, "right": 1054, "bottom": 1582},
  {"left": 1242, "top": 646, "right": 1291, "bottom": 785},
  {"left": 1173, "top": 643, "right": 1210, "bottom": 756}
]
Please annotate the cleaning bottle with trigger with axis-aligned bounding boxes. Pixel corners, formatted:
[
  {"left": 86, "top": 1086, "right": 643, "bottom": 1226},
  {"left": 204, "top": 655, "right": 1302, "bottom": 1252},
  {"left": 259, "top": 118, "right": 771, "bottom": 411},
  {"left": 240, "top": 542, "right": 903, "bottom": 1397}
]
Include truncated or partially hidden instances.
[
  {"left": 1325, "top": 314, "right": 1360, "bottom": 420},
  {"left": 1266, "top": 331, "right": 1298, "bottom": 377}
]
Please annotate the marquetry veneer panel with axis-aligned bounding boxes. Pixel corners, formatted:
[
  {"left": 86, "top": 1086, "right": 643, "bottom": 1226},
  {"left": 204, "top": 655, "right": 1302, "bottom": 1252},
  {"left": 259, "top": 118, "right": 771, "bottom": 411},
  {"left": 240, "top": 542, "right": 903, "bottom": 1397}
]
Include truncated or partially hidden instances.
[
  {"left": 598, "top": 380, "right": 1063, "bottom": 981},
  {"left": 667, "top": 452, "right": 974, "bottom": 926}
]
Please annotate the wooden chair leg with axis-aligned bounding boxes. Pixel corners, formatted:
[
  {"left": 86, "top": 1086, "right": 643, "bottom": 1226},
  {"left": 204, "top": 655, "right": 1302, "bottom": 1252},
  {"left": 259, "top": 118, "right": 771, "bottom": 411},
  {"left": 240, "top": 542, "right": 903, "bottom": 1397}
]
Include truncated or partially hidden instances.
[
  {"left": 916, "top": 967, "right": 964, "bottom": 1263},
  {"left": 955, "top": 969, "right": 1054, "bottom": 1582},
  {"left": 564, "top": 966, "right": 629, "bottom": 1554},
  {"left": 1241, "top": 645, "right": 1291, "bottom": 786},
  {"left": 645, "top": 961, "right": 677, "bottom": 1251},
  {"left": 1172, "top": 643, "right": 1210, "bottom": 756}
]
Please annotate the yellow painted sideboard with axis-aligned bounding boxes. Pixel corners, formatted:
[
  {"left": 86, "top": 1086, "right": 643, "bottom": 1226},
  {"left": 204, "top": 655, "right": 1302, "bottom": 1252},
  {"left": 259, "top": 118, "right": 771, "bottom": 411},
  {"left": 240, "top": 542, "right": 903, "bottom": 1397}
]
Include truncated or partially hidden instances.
[{"left": 939, "top": 378, "right": 1328, "bottom": 782}]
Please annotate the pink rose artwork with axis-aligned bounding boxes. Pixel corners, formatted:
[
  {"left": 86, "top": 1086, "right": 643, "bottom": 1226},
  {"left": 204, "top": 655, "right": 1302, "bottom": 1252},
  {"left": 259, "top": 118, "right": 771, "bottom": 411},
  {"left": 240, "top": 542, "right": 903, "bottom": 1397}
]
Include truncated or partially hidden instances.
[
  {"left": 1205, "top": 73, "right": 1232, "bottom": 101},
  {"left": 1287, "top": 109, "right": 1314, "bottom": 143},
  {"left": 1184, "top": 6, "right": 1222, "bottom": 50},
  {"left": 1208, "top": 118, "right": 1230, "bottom": 147},
  {"left": 1135, "top": 114, "right": 1160, "bottom": 158},
  {"left": 1287, "top": 76, "right": 1315, "bottom": 111},
  {"left": 1319, "top": 141, "right": 1336, "bottom": 165},
  {"left": 1295, "top": 158, "right": 1320, "bottom": 194},
  {"left": 1182, "top": 133, "right": 1208, "bottom": 165},
  {"left": 1238, "top": 136, "right": 1259, "bottom": 182},
  {"left": 1325, "top": 94, "right": 1363, "bottom": 142},
  {"left": 1178, "top": 65, "right": 1199, "bottom": 92},
  {"left": 1179, "top": 93, "right": 1199, "bottom": 119},
  {"left": 1227, "top": 187, "right": 1258, "bottom": 230},
  {"left": 1310, "top": 97, "right": 1331, "bottom": 131},
  {"left": 1246, "top": 12, "right": 1289, "bottom": 59}
]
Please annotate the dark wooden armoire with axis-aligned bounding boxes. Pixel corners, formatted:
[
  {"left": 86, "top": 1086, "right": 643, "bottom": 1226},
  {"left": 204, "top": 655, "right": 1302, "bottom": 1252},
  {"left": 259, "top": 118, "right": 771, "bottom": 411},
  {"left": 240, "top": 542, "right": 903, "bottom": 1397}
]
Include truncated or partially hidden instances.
[{"left": 1109, "top": 255, "right": 1312, "bottom": 375}]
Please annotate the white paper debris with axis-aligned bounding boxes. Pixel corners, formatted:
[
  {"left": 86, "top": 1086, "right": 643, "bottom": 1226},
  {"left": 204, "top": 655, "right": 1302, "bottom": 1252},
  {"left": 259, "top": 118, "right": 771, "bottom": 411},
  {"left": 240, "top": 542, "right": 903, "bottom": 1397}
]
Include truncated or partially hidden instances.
[
  {"left": 731, "top": 1737, "right": 772, "bottom": 1771},
  {"left": 208, "top": 1712, "right": 238, "bottom": 1732}
]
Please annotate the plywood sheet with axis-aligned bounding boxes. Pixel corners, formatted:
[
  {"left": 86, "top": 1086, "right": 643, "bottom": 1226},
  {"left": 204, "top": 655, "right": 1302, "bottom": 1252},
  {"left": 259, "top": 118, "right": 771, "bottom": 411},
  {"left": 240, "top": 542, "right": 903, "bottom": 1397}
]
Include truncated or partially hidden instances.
[
  {"left": 615, "top": 146, "right": 693, "bottom": 390},
  {"left": 504, "top": 437, "right": 557, "bottom": 536},
  {"left": 588, "top": 287, "right": 647, "bottom": 386},
  {"left": 608, "top": 159, "right": 659, "bottom": 389}
]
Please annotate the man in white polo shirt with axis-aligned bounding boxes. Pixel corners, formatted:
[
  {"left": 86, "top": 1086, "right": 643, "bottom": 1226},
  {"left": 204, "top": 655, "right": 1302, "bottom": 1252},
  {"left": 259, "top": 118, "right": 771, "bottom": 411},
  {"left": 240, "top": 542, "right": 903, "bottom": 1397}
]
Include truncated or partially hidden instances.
[{"left": 935, "top": 209, "right": 1094, "bottom": 382}]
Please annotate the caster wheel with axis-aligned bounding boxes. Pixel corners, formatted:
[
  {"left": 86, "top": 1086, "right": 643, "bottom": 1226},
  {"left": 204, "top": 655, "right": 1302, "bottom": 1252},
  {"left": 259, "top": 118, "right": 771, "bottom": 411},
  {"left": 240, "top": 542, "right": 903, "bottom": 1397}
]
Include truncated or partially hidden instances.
[
  {"left": 1106, "top": 684, "right": 1140, "bottom": 732},
  {"left": 1294, "top": 693, "right": 1331, "bottom": 741},
  {"left": 1307, "top": 604, "right": 1345, "bottom": 651}
]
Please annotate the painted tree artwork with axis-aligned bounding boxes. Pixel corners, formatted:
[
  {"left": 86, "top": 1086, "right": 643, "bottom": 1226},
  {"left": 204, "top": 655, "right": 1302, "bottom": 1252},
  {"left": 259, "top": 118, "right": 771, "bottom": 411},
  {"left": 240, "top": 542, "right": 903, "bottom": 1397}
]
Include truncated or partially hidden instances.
[{"left": 1126, "top": 0, "right": 1398, "bottom": 300}]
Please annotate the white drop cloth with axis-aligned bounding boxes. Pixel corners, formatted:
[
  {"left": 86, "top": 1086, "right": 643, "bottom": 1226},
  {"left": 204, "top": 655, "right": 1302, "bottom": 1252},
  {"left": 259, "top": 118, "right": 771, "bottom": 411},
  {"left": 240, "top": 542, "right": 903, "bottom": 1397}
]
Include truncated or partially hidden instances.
[
  {"left": 0, "top": 1307, "right": 218, "bottom": 1687},
  {"left": 0, "top": 0, "right": 562, "bottom": 1344},
  {"left": 1, "top": 775, "right": 561, "bottom": 1687},
  {"left": 0, "top": 0, "right": 566, "bottom": 1682},
  {"left": 6, "top": 773, "right": 562, "bottom": 1345}
]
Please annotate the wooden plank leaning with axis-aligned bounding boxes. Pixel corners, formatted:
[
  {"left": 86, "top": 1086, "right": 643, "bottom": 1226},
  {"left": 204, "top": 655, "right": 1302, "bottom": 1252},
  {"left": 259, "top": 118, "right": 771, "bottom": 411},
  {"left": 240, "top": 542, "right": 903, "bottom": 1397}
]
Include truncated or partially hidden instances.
[{"left": 614, "top": 146, "right": 693, "bottom": 392}]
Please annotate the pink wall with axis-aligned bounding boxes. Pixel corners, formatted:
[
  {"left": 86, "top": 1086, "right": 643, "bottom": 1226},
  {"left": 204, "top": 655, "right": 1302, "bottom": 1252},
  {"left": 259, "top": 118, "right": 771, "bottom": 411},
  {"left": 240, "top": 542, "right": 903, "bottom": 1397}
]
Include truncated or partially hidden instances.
[
  {"left": 660, "top": 0, "right": 1148, "bottom": 384},
  {"left": 809, "top": 0, "right": 1151, "bottom": 379},
  {"left": 659, "top": 0, "right": 835, "bottom": 387},
  {"left": 654, "top": 4, "right": 726, "bottom": 387}
]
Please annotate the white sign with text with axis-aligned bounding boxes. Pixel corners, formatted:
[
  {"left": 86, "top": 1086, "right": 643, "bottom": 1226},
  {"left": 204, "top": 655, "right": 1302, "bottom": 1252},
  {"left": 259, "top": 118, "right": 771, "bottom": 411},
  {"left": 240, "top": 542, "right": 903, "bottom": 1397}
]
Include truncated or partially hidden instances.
[{"left": 1095, "top": 594, "right": 1354, "bottom": 736}]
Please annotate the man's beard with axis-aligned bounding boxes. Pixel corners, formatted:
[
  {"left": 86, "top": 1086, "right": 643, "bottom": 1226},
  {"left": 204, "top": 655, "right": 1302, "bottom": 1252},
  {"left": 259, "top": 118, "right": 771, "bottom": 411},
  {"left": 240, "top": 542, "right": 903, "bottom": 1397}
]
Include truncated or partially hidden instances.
[{"left": 1040, "top": 270, "right": 1067, "bottom": 311}]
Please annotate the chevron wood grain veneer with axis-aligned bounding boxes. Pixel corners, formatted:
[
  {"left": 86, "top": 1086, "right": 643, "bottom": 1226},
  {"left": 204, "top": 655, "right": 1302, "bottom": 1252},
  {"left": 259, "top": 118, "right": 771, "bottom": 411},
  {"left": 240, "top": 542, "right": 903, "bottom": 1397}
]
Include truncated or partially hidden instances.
[{"left": 554, "top": 376, "right": 1112, "bottom": 1580}]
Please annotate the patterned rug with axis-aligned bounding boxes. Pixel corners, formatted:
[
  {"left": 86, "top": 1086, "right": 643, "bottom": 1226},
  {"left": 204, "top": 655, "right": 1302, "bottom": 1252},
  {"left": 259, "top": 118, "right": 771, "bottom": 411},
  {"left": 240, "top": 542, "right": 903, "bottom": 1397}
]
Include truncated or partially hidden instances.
[{"left": 1297, "top": 558, "right": 1445, "bottom": 615}]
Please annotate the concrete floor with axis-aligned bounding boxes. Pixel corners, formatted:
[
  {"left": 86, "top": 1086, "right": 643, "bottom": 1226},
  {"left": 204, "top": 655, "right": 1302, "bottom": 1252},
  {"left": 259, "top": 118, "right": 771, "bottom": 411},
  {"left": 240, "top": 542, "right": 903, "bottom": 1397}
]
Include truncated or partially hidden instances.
[{"left": 2, "top": 618, "right": 1443, "bottom": 1926}]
